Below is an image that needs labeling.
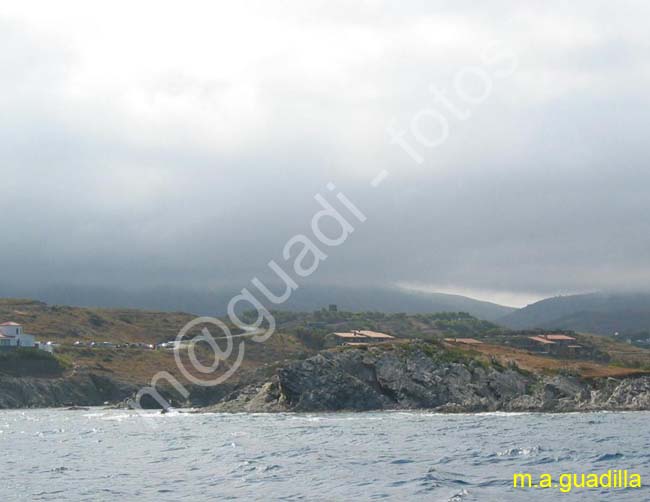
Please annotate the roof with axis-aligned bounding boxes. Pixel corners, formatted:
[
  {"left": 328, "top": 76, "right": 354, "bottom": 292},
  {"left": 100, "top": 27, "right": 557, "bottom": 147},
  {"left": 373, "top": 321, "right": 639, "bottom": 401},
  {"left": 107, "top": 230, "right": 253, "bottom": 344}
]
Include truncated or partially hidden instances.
[
  {"left": 544, "top": 334, "right": 576, "bottom": 341},
  {"left": 357, "top": 330, "right": 394, "bottom": 339},
  {"left": 333, "top": 332, "right": 362, "bottom": 339},
  {"left": 0, "top": 333, "right": 15, "bottom": 339},
  {"left": 444, "top": 338, "right": 483, "bottom": 345},
  {"left": 528, "top": 336, "right": 556, "bottom": 345},
  {"left": 332, "top": 330, "right": 395, "bottom": 340},
  {"left": 0, "top": 322, "right": 20, "bottom": 326},
  {"left": 344, "top": 342, "right": 369, "bottom": 346}
]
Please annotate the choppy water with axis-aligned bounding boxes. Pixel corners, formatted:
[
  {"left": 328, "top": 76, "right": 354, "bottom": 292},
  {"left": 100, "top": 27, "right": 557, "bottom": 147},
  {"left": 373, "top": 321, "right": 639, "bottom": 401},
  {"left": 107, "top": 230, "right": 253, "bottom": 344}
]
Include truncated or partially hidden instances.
[{"left": 1, "top": 409, "right": 648, "bottom": 501}]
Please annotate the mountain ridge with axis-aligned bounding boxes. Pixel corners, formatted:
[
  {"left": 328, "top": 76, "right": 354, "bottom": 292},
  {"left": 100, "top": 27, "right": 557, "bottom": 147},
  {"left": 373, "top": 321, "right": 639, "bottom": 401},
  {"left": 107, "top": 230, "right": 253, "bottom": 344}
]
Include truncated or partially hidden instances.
[
  {"left": 498, "top": 292, "right": 650, "bottom": 335},
  {"left": 0, "top": 285, "right": 516, "bottom": 321}
]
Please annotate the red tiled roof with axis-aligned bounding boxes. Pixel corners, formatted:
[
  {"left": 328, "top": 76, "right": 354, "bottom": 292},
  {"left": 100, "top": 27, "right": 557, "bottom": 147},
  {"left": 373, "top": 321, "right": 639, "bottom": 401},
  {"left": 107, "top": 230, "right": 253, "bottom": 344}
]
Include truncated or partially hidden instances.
[
  {"left": 544, "top": 334, "right": 576, "bottom": 341},
  {"left": 528, "top": 336, "right": 555, "bottom": 345},
  {"left": 0, "top": 322, "right": 20, "bottom": 326},
  {"left": 357, "top": 330, "right": 394, "bottom": 339},
  {"left": 333, "top": 332, "right": 361, "bottom": 339}
]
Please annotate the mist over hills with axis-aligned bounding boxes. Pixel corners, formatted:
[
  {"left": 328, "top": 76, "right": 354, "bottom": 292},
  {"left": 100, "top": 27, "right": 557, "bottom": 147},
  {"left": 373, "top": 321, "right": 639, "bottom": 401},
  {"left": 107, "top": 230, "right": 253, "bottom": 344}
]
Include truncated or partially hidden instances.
[
  {"left": 4, "top": 283, "right": 650, "bottom": 336},
  {"left": 0, "top": 284, "right": 515, "bottom": 321},
  {"left": 498, "top": 292, "right": 650, "bottom": 335}
]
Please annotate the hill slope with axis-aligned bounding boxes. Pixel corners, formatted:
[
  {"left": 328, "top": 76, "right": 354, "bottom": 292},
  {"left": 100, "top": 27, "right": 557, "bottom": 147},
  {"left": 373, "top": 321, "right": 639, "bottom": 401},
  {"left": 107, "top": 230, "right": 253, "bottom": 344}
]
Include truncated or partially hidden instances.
[
  {"left": 0, "top": 298, "right": 196, "bottom": 344},
  {"left": 1, "top": 299, "right": 650, "bottom": 410},
  {"left": 206, "top": 342, "right": 650, "bottom": 413},
  {"left": 276, "top": 286, "right": 516, "bottom": 321},
  {"left": 2, "top": 285, "right": 515, "bottom": 321},
  {"left": 498, "top": 292, "right": 650, "bottom": 335}
]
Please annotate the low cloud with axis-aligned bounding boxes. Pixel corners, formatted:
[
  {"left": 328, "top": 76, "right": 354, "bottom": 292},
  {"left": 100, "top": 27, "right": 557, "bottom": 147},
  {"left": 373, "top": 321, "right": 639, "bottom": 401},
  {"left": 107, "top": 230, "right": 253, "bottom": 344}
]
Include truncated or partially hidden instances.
[{"left": 1, "top": 1, "right": 650, "bottom": 304}]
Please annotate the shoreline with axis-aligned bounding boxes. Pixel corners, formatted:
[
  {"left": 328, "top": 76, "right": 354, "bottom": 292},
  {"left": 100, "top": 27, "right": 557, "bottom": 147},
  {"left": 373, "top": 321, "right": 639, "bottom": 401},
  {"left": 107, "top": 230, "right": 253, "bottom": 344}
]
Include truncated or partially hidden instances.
[
  {"left": 2, "top": 405, "right": 650, "bottom": 415},
  {"left": 3, "top": 343, "right": 650, "bottom": 413}
]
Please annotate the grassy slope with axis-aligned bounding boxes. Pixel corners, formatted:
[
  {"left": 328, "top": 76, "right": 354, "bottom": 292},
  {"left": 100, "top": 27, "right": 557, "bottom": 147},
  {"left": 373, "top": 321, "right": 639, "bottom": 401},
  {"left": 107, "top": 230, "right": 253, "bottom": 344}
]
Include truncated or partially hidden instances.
[
  {"left": 268, "top": 310, "right": 502, "bottom": 340},
  {"left": 498, "top": 292, "right": 650, "bottom": 335},
  {"left": 0, "top": 298, "right": 195, "bottom": 344},
  {"left": 271, "top": 309, "right": 650, "bottom": 377},
  {"left": 0, "top": 299, "right": 314, "bottom": 384}
]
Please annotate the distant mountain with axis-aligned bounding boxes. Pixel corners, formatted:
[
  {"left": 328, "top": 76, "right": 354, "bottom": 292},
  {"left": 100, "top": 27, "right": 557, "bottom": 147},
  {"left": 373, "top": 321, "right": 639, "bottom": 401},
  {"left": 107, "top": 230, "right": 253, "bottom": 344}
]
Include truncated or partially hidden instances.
[
  {"left": 498, "top": 292, "right": 650, "bottom": 335},
  {"left": 0, "top": 284, "right": 515, "bottom": 321},
  {"left": 276, "top": 286, "right": 516, "bottom": 321}
]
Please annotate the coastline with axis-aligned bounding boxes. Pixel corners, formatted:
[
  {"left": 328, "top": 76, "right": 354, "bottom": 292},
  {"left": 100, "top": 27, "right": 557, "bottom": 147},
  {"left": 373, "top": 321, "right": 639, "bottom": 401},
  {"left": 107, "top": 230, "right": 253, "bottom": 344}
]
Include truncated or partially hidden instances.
[
  {"left": 3, "top": 343, "right": 650, "bottom": 413},
  {"left": 200, "top": 344, "right": 650, "bottom": 414}
]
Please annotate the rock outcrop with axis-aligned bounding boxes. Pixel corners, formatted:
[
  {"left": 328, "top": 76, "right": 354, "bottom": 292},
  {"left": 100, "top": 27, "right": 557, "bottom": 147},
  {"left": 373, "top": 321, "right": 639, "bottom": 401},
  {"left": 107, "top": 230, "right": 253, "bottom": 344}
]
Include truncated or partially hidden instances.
[
  {"left": 203, "top": 343, "right": 650, "bottom": 413},
  {"left": 0, "top": 373, "right": 137, "bottom": 409},
  {"left": 4, "top": 343, "right": 650, "bottom": 413}
]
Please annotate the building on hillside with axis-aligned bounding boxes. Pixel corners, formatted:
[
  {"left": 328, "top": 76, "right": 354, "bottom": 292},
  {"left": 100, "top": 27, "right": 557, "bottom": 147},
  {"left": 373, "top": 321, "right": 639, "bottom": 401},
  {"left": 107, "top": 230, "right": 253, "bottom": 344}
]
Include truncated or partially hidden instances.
[
  {"left": 527, "top": 335, "right": 555, "bottom": 354},
  {"left": 0, "top": 322, "right": 50, "bottom": 352},
  {"left": 0, "top": 322, "right": 35, "bottom": 348},
  {"left": 544, "top": 334, "right": 577, "bottom": 342},
  {"left": 329, "top": 329, "right": 395, "bottom": 347},
  {"left": 527, "top": 333, "right": 578, "bottom": 356}
]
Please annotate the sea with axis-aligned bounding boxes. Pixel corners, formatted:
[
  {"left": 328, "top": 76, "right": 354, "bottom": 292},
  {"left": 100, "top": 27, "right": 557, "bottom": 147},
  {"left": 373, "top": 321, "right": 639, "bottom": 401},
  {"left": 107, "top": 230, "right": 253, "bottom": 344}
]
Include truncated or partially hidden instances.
[{"left": 1, "top": 409, "right": 648, "bottom": 501}]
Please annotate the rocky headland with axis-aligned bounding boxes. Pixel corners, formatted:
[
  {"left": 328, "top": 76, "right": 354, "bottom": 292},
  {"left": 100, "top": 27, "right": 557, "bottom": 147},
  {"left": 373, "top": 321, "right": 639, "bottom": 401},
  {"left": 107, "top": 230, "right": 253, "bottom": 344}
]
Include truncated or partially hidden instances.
[
  {"left": 0, "top": 373, "right": 138, "bottom": 409},
  {"left": 203, "top": 342, "right": 650, "bottom": 413}
]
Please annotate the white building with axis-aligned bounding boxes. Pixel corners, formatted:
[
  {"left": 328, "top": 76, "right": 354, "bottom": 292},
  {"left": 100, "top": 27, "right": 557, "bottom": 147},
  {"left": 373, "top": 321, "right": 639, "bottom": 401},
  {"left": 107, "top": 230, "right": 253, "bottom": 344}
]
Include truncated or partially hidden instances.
[{"left": 0, "top": 322, "right": 36, "bottom": 348}]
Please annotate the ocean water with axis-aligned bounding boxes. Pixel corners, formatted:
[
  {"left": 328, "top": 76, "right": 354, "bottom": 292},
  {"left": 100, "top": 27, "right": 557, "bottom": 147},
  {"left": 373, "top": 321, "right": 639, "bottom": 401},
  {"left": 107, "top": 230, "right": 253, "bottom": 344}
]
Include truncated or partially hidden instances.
[{"left": 0, "top": 409, "right": 648, "bottom": 501}]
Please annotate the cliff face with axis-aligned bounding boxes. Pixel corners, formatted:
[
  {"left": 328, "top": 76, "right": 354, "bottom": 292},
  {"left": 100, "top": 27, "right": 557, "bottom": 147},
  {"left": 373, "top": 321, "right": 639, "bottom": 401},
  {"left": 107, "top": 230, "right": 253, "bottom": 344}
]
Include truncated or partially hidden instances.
[
  {"left": 0, "top": 374, "right": 137, "bottom": 409},
  {"left": 204, "top": 344, "right": 650, "bottom": 413},
  {"left": 4, "top": 344, "right": 650, "bottom": 412}
]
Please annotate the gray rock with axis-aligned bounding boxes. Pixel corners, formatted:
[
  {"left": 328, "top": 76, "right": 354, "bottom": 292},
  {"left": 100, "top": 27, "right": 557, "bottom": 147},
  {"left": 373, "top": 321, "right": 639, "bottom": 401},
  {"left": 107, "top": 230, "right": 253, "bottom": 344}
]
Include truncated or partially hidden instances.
[
  {"left": 0, "top": 373, "right": 137, "bottom": 409},
  {"left": 203, "top": 343, "right": 650, "bottom": 413}
]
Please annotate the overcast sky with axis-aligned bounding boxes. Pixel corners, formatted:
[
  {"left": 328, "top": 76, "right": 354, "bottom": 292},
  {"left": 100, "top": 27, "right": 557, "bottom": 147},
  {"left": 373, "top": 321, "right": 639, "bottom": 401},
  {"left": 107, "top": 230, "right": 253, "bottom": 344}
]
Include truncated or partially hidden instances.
[{"left": 2, "top": 1, "right": 649, "bottom": 307}]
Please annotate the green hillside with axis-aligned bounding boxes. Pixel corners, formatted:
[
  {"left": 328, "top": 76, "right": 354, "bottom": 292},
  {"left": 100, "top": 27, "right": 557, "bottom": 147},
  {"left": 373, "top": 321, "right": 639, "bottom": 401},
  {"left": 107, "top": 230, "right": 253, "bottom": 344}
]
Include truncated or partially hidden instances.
[
  {"left": 2, "top": 298, "right": 649, "bottom": 385},
  {"left": 498, "top": 293, "right": 650, "bottom": 335}
]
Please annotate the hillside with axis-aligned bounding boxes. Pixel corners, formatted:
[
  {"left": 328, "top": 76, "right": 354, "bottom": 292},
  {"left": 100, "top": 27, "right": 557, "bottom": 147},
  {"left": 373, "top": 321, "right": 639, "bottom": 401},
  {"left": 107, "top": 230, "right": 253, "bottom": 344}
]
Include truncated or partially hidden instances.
[
  {"left": 275, "top": 286, "right": 516, "bottom": 321},
  {"left": 498, "top": 292, "right": 650, "bottom": 335},
  {"left": 2, "top": 298, "right": 650, "bottom": 395},
  {"left": 206, "top": 342, "right": 650, "bottom": 413},
  {"left": 267, "top": 309, "right": 503, "bottom": 349},
  {"left": 2, "top": 285, "right": 516, "bottom": 321},
  {"left": 0, "top": 298, "right": 196, "bottom": 344},
  {"left": 0, "top": 299, "right": 311, "bottom": 385},
  {"left": 0, "top": 299, "right": 507, "bottom": 385}
]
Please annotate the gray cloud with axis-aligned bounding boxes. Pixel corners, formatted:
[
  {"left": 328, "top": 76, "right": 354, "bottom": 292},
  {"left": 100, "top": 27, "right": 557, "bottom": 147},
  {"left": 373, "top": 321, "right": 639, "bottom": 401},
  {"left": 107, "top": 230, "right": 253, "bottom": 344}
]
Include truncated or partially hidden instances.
[{"left": 1, "top": 2, "right": 650, "bottom": 306}]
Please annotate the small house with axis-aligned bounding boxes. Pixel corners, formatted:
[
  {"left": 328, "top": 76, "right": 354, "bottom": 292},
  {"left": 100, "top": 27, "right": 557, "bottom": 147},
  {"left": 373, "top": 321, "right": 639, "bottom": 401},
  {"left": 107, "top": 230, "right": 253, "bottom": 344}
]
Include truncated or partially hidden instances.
[
  {"left": 0, "top": 322, "right": 35, "bottom": 348},
  {"left": 544, "top": 334, "right": 577, "bottom": 344},
  {"left": 527, "top": 335, "right": 556, "bottom": 353},
  {"left": 527, "top": 334, "right": 578, "bottom": 356}
]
